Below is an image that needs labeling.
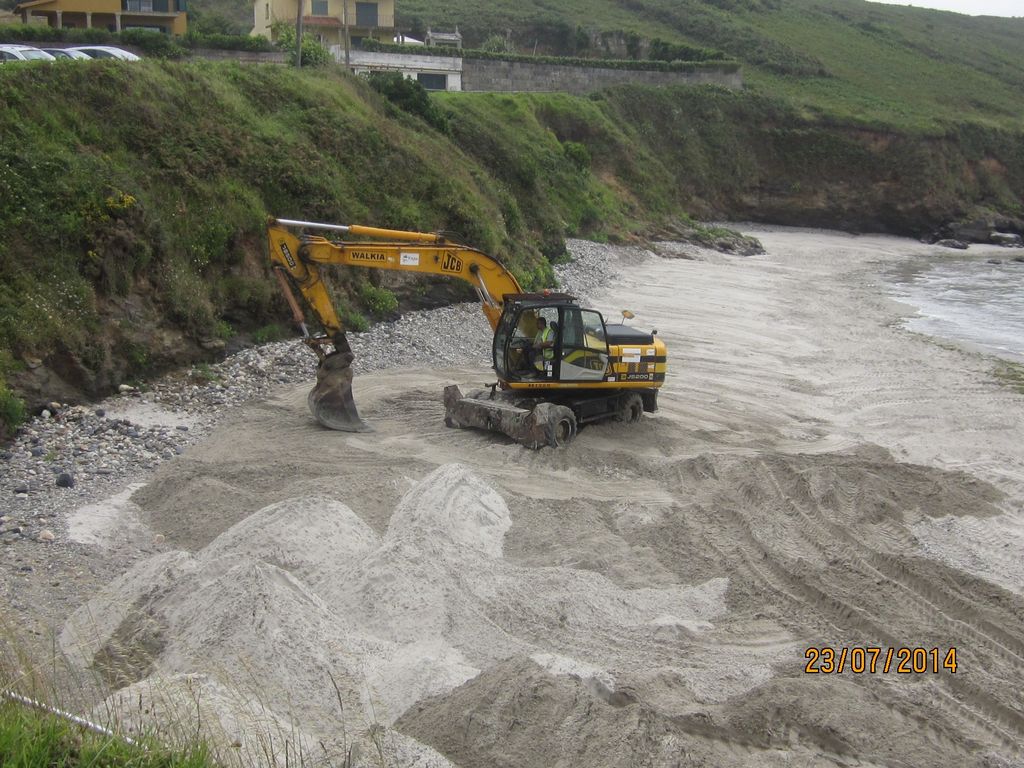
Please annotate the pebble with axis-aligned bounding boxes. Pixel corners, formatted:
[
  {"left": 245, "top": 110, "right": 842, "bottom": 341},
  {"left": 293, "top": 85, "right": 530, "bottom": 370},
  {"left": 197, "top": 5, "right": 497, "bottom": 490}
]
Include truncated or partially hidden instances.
[
  {"left": 55, "top": 473, "right": 75, "bottom": 489},
  {"left": 37, "top": 530, "right": 55, "bottom": 543}
]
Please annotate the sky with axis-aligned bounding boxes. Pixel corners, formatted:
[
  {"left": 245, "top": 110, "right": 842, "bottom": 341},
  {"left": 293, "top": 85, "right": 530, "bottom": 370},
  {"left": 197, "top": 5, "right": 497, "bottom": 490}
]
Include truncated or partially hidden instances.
[{"left": 868, "top": 0, "right": 1022, "bottom": 16}]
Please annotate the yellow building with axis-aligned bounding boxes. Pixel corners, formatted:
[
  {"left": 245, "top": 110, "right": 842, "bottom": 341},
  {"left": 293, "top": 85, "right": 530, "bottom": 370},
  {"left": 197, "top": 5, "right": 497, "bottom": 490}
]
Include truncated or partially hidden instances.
[
  {"left": 252, "top": 0, "right": 394, "bottom": 48},
  {"left": 14, "top": 0, "right": 187, "bottom": 35}
]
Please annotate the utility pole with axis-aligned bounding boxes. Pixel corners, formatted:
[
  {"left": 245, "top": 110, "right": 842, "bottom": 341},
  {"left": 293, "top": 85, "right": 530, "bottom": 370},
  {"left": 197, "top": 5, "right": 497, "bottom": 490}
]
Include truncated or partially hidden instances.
[
  {"left": 295, "top": 0, "right": 304, "bottom": 67},
  {"left": 342, "top": 0, "right": 350, "bottom": 68}
]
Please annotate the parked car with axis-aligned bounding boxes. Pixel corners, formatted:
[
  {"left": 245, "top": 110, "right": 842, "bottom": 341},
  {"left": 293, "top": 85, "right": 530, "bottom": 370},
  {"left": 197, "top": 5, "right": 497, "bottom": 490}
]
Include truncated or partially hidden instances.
[
  {"left": 41, "top": 48, "right": 93, "bottom": 60},
  {"left": 0, "top": 44, "right": 57, "bottom": 62},
  {"left": 65, "top": 46, "right": 141, "bottom": 61}
]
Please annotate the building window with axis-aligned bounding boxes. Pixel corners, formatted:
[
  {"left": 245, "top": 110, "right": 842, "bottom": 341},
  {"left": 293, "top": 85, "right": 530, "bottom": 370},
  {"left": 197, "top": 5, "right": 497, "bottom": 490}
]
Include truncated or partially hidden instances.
[
  {"left": 417, "top": 72, "right": 446, "bottom": 91},
  {"left": 153, "top": 0, "right": 168, "bottom": 12},
  {"left": 355, "top": 1, "right": 377, "bottom": 27},
  {"left": 311, "top": 0, "right": 328, "bottom": 15},
  {"left": 123, "top": 0, "right": 154, "bottom": 11}
]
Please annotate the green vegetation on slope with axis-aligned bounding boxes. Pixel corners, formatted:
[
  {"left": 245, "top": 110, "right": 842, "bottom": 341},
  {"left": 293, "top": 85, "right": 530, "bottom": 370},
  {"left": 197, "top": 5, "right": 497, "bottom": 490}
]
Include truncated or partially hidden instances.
[
  {"left": 2, "top": 58, "right": 1023, "bottom": 429},
  {"left": 396, "top": 0, "right": 1024, "bottom": 131}
]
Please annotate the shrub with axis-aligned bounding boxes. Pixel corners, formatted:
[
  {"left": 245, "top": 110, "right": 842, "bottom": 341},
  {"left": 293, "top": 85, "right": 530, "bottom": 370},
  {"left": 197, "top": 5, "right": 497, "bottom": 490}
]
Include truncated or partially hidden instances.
[
  {"left": 562, "top": 140, "right": 590, "bottom": 170},
  {"left": 358, "top": 283, "right": 398, "bottom": 317},
  {"left": 118, "top": 29, "right": 188, "bottom": 58},
  {"left": 270, "top": 20, "right": 331, "bottom": 67},
  {"left": 335, "top": 302, "right": 369, "bottom": 332},
  {"left": 648, "top": 38, "right": 727, "bottom": 63},
  {"left": 365, "top": 71, "right": 450, "bottom": 133}
]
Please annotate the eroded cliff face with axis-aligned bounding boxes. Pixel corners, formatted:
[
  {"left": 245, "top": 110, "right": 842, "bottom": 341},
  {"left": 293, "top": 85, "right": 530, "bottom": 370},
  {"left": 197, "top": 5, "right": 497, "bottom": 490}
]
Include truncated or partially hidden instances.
[{"left": 721, "top": 129, "right": 1023, "bottom": 238}]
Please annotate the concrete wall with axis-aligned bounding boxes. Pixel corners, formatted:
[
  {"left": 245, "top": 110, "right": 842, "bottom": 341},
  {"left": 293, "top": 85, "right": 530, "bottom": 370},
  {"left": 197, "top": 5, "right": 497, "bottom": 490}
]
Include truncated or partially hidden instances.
[
  {"left": 461, "top": 58, "right": 742, "bottom": 94},
  {"left": 339, "top": 48, "right": 463, "bottom": 91}
]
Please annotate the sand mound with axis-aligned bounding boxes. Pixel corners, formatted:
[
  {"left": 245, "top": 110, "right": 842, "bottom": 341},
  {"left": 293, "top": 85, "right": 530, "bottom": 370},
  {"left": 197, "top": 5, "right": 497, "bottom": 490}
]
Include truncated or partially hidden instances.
[{"left": 62, "top": 464, "right": 737, "bottom": 765}]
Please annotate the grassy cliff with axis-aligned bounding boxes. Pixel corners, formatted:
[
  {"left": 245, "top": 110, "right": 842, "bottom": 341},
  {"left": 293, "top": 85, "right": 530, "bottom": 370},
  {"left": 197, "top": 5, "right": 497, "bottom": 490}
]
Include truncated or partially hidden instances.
[{"left": 1, "top": 57, "right": 1023, "bottom": 435}]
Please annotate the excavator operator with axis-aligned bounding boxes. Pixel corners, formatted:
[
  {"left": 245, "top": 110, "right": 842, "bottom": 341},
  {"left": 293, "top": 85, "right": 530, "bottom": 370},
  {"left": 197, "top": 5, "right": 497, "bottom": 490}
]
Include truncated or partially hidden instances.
[{"left": 533, "top": 316, "right": 556, "bottom": 372}]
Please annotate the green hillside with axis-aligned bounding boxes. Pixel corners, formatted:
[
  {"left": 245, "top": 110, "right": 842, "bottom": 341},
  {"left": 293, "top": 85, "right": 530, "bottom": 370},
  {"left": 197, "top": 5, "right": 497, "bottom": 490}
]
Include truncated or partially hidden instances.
[{"left": 396, "top": 0, "right": 1024, "bottom": 131}]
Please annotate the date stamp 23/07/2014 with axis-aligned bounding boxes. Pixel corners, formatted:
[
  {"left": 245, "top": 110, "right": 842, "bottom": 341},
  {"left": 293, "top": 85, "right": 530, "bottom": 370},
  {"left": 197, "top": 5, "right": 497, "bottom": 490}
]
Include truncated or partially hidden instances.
[{"left": 804, "top": 647, "right": 958, "bottom": 674}]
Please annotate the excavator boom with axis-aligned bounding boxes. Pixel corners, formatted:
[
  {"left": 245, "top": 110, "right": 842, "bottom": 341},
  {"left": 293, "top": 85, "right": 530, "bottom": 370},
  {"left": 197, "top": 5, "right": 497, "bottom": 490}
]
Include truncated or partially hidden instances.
[{"left": 268, "top": 218, "right": 522, "bottom": 431}]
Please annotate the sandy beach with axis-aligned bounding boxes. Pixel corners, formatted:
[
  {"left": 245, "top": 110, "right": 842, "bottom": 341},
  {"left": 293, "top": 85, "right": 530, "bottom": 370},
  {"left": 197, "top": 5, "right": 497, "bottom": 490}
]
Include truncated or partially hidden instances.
[{"left": 15, "top": 227, "right": 1024, "bottom": 767}]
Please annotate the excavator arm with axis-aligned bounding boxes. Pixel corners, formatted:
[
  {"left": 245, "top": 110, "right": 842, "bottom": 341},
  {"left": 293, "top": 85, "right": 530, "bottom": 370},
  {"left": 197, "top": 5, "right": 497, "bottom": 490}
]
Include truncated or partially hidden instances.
[{"left": 267, "top": 218, "right": 523, "bottom": 430}]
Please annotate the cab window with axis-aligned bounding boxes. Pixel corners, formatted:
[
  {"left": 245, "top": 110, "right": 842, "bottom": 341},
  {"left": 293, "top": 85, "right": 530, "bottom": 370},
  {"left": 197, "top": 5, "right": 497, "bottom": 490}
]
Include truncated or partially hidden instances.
[{"left": 559, "top": 308, "right": 608, "bottom": 381}]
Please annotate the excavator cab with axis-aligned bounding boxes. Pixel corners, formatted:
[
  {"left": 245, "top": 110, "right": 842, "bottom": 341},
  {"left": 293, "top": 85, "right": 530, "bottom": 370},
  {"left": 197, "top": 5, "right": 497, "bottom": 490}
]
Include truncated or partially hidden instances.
[{"left": 494, "top": 295, "right": 612, "bottom": 384}]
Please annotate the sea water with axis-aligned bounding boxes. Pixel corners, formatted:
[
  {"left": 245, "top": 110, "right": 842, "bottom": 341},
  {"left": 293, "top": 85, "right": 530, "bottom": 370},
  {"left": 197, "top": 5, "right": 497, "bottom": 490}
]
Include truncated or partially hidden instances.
[{"left": 892, "top": 258, "right": 1024, "bottom": 363}]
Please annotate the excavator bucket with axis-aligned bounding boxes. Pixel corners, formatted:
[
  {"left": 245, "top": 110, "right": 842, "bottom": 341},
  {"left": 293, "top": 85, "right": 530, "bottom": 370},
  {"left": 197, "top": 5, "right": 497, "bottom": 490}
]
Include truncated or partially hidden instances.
[
  {"left": 443, "top": 385, "right": 577, "bottom": 448},
  {"left": 308, "top": 351, "right": 372, "bottom": 432}
]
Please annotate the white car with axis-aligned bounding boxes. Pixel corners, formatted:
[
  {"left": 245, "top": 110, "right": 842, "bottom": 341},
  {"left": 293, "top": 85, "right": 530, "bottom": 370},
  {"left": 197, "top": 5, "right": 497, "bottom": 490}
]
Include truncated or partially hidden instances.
[
  {"left": 0, "top": 44, "right": 57, "bottom": 62},
  {"left": 41, "top": 47, "right": 93, "bottom": 60},
  {"left": 66, "top": 46, "right": 141, "bottom": 61}
]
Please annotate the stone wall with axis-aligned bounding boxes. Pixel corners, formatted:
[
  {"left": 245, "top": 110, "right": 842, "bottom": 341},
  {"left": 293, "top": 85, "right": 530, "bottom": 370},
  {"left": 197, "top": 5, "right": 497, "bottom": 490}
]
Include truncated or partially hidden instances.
[{"left": 461, "top": 59, "right": 741, "bottom": 94}]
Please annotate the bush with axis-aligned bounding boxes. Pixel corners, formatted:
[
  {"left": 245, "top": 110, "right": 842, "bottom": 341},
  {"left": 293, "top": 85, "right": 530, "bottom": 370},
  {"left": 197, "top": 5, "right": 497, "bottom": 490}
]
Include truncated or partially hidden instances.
[
  {"left": 358, "top": 283, "right": 398, "bottom": 316},
  {"left": 365, "top": 71, "right": 450, "bottom": 132},
  {"left": 118, "top": 29, "right": 187, "bottom": 58},
  {"left": 648, "top": 38, "right": 727, "bottom": 63},
  {"left": 562, "top": 140, "right": 590, "bottom": 170},
  {"left": 270, "top": 20, "right": 331, "bottom": 67},
  {"left": 335, "top": 302, "right": 369, "bottom": 332}
]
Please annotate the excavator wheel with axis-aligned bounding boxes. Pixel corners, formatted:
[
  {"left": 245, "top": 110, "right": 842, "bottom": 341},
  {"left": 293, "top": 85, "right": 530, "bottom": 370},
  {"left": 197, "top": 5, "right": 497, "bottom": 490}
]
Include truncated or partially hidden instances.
[
  {"left": 616, "top": 392, "right": 644, "bottom": 424},
  {"left": 535, "top": 403, "right": 577, "bottom": 448},
  {"left": 307, "top": 351, "right": 372, "bottom": 432}
]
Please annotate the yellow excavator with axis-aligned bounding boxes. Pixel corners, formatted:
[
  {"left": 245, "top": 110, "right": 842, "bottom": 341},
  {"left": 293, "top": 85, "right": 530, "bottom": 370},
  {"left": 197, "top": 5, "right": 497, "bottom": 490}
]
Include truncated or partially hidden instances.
[{"left": 267, "top": 218, "right": 667, "bottom": 447}]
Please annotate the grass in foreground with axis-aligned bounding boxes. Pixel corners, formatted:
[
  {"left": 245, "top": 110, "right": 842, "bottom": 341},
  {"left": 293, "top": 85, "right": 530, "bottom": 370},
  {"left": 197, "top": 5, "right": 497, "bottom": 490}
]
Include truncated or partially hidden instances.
[{"left": 0, "top": 696, "right": 214, "bottom": 768}]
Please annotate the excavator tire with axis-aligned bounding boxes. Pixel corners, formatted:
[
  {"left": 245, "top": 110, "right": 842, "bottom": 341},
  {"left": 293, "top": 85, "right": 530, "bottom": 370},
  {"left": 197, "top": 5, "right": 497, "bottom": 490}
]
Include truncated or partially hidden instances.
[
  {"left": 616, "top": 392, "right": 644, "bottom": 424},
  {"left": 307, "top": 351, "right": 372, "bottom": 432},
  {"left": 533, "top": 403, "right": 577, "bottom": 448}
]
